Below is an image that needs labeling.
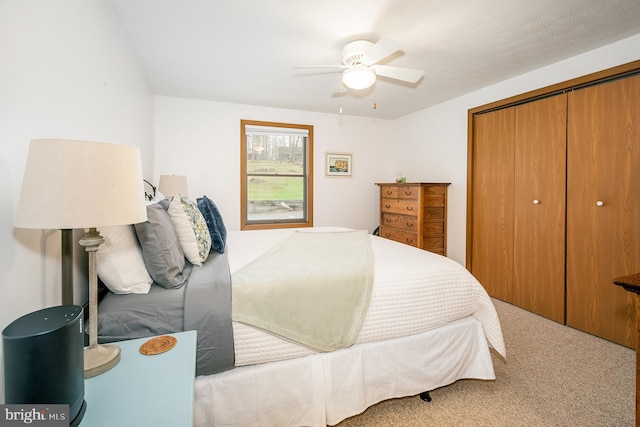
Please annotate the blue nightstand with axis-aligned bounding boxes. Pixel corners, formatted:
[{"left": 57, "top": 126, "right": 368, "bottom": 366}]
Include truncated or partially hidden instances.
[{"left": 82, "top": 330, "right": 197, "bottom": 426}]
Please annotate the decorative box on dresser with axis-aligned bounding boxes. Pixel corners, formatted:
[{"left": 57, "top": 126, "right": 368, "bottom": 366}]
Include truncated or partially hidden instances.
[{"left": 375, "top": 182, "right": 450, "bottom": 256}]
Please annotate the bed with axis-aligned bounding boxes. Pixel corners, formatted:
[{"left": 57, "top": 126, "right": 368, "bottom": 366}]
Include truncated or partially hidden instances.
[
  {"left": 195, "top": 227, "right": 504, "bottom": 426},
  {"left": 92, "top": 196, "right": 505, "bottom": 427}
]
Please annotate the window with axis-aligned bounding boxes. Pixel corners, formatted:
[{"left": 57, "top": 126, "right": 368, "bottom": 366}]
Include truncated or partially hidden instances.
[{"left": 240, "top": 120, "right": 313, "bottom": 230}]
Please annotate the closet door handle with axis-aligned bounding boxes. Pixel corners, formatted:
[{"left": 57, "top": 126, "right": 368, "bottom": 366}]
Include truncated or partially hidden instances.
[
  {"left": 596, "top": 200, "right": 604, "bottom": 207},
  {"left": 533, "top": 199, "right": 540, "bottom": 205}
]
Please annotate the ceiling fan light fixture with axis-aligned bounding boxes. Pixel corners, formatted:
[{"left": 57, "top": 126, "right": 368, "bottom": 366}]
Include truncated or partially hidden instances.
[{"left": 342, "top": 65, "right": 376, "bottom": 90}]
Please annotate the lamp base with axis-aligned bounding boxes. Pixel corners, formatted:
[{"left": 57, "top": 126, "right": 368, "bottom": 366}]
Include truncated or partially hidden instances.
[{"left": 84, "top": 343, "right": 120, "bottom": 378}]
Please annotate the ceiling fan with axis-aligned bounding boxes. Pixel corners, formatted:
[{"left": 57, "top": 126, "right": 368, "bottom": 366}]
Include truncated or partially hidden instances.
[{"left": 296, "top": 38, "right": 424, "bottom": 93}]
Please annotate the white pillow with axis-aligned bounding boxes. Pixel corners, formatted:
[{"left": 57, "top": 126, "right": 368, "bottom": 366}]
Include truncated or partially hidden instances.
[
  {"left": 167, "top": 195, "right": 212, "bottom": 266},
  {"left": 97, "top": 225, "right": 153, "bottom": 294}
]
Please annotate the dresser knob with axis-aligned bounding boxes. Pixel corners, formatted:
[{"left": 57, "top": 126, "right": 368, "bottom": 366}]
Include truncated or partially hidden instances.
[
  {"left": 385, "top": 204, "right": 391, "bottom": 209},
  {"left": 384, "top": 233, "right": 390, "bottom": 237},
  {"left": 406, "top": 239, "right": 413, "bottom": 243},
  {"left": 385, "top": 218, "right": 391, "bottom": 223},
  {"left": 596, "top": 200, "right": 604, "bottom": 207},
  {"left": 533, "top": 199, "right": 540, "bottom": 205},
  {"left": 386, "top": 190, "right": 393, "bottom": 195},
  {"left": 406, "top": 206, "right": 413, "bottom": 211},
  {"left": 405, "top": 191, "right": 412, "bottom": 196},
  {"left": 407, "top": 223, "right": 414, "bottom": 227}
]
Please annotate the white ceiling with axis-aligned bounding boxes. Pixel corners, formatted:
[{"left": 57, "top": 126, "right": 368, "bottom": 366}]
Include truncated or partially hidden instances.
[{"left": 107, "top": 0, "right": 640, "bottom": 119}]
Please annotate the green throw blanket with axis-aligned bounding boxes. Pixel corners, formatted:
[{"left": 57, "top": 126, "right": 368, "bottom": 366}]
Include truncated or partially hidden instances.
[{"left": 232, "top": 230, "right": 374, "bottom": 351}]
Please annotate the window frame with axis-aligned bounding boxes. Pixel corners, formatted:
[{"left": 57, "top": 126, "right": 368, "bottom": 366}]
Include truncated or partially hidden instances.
[{"left": 240, "top": 119, "right": 314, "bottom": 230}]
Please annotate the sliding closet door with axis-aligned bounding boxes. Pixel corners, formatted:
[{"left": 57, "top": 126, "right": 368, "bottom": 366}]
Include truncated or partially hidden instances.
[
  {"left": 513, "top": 94, "right": 567, "bottom": 323},
  {"left": 470, "top": 107, "right": 515, "bottom": 302},
  {"left": 567, "top": 75, "right": 640, "bottom": 348}
]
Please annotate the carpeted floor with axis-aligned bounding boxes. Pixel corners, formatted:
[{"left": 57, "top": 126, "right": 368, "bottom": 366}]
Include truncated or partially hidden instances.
[{"left": 336, "top": 298, "right": 635, "bottom": 427}]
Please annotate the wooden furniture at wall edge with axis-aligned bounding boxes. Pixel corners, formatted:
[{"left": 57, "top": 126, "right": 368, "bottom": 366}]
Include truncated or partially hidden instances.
[
  {"left": 376, "top": 182, "right": 450, "bottom": 256},
  {"left": 612, "top": 273, "right": 640, "bottom": 427}
]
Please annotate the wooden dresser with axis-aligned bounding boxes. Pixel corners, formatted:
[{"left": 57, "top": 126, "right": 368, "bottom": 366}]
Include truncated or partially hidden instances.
[
  {"left": 612, "top": 273, "right": 640, "bottom": 426},
  {"left": 375, "top": 182, "right": 450, "bottom": 256}
]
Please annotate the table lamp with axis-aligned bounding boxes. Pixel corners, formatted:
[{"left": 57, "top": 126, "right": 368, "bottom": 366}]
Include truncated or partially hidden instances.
[
  {"left": 158, "top": 174, "right": 188, "bottom": 198},
  {"left": 14, "top": 138, "right": 147, "bottom": 378}
]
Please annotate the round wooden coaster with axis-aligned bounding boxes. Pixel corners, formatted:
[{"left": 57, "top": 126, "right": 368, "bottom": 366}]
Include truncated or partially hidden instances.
[{"left": 139, "top": 335, "right": 177, "bottom": 355}]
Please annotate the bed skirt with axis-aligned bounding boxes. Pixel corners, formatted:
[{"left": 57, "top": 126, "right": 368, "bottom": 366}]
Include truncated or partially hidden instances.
[{"left": 193, "top": 315, "right": 496, "bottom": 426}]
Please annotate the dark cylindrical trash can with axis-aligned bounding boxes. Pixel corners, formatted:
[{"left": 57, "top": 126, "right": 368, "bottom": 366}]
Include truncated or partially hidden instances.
[{"left": 3, "top": 305, "right": 86, "bottom": 426}]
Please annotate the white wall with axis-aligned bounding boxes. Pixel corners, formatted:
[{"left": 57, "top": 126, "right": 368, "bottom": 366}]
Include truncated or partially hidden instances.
[
  {"left": 154, "top": 96, "right": 395, "bottom": 232},
  {"left": 0, "top": 0, "right": 154, "bottom": 402},
  {"left": 395, "top": 34, "right": 640, "bottom": 264}
]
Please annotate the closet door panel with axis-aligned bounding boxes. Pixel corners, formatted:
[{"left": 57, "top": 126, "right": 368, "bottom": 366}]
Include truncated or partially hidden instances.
[
  {"left": 567, "top": 75, "right": 640, "bottom": 348},
  {"left": 470, "top": 108, "right": 515, "bottom": 302},
  {"left": 513, "top": 94, "right": 567, "bottom": 323}
]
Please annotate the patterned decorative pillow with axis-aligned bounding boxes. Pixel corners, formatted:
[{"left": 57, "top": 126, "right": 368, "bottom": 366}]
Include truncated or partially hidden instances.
[
  {"left": 168, "top": 195, "right": 212, "bottom": 266},
  {"left": 197, "top": 195, "right": 227, "bottom": 254}
]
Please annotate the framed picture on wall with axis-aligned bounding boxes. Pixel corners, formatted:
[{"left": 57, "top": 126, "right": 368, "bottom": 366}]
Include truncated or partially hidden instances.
[{"left": 325, "top": 152, "right": 352, "bottom": 176}]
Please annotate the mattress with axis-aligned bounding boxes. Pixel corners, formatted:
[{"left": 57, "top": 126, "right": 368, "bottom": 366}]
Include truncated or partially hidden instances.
[{"left": 228, "top": 227, "right": 505, "bottom": 366}]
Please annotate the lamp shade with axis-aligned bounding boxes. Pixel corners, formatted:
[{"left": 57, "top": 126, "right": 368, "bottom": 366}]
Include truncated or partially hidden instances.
[
  {"left": 158, "top": 174, "right": 188, "bottom": 198},
  {"left": 342, "top": 65, "right": 376, "bottom": 90},
  {"left": 14, "top": 139, "right": 147, "bottom": 229}
]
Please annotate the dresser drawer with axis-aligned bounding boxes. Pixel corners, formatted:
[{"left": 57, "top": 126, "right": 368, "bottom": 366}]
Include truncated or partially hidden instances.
[
  {"left": 379, "top": 185, "right": 398, "bottom": 199},
  {"left": 380, "top": 199, "right": 420, "bottom": 215},
  {"left": 379, "top": 185, "right": 420, "bottom": 200},
  {"left": 397, "top": 186, "right": 420, "bottom": 200},
  {"left": 381, "top": 213, "right": 419, "bottom": 232},
  {"left": 379, "top": 226, "right": 419, "bottom": 247}
]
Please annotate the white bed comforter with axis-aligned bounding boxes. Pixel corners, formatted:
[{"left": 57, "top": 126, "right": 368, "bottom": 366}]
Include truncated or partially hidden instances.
[{"left": 228, "top": 227, "right": 505, "bottom": 366}]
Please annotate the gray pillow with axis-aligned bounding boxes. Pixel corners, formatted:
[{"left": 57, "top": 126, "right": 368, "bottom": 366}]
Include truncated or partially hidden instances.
[{"left": 134, "top": 203, "right": 190, "bottom": 288}]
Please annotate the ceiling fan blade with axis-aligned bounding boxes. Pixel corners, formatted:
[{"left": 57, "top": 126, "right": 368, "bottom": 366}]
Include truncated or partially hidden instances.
[
  {"left": 372, "top": 65, "right": 424, "bottom": 83},
  {"left": 362, "top": 37, "right": 402, "bottom": 66}
]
